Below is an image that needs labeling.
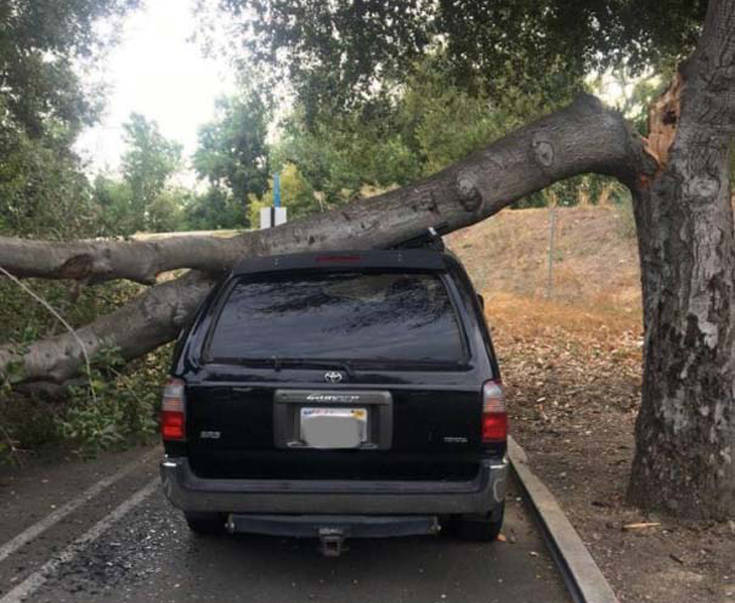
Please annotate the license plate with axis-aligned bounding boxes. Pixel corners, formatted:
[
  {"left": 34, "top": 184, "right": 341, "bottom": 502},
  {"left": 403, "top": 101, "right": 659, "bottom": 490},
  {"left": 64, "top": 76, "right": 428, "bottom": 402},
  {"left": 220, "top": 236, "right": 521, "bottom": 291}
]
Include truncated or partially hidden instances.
[{"left": 300, "top": 407, "right": 367, "bottom": 449}]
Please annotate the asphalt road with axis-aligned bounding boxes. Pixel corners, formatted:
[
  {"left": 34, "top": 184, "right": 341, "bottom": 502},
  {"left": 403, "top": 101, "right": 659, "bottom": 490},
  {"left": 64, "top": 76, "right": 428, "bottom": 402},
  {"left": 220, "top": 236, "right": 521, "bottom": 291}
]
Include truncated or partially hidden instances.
[{"left": 0, "top": 446, "right": 570, "bottom": 603}]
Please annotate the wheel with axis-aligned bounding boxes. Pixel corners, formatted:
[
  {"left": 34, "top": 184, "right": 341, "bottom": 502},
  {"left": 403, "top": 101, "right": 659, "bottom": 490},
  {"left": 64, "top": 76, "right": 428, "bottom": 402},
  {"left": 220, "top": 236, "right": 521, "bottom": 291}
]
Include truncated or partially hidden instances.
[
  {"left": 450, "top": 502, "right": 505, "bottom": 541},
  {"left": 184, "top": 511, "right": 225, "bottom": 535}
]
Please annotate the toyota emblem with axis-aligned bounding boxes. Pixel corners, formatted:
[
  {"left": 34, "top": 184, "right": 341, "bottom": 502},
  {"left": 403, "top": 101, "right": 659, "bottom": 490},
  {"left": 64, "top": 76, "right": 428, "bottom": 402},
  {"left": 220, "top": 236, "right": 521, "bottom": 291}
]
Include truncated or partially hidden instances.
[{"left": 324, "top": 371, "right": 343, "bottom": 383}]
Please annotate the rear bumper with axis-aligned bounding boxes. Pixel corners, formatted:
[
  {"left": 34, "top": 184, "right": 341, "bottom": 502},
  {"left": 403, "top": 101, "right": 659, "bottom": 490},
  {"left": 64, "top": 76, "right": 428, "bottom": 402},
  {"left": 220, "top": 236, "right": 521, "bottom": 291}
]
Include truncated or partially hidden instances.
[
  {"left": 160, "top": 456, "right": 508, "bottom": 515},
  {"left": 227, "top": 513, "right": 441, "bottom": 538}
]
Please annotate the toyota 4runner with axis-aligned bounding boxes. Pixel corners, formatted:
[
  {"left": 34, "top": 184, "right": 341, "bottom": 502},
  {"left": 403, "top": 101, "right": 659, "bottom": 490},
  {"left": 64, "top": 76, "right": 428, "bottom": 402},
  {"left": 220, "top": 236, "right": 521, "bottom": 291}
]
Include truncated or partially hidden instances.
[{"left": 159, "top": 247, "right": 508, "bottom": 555}]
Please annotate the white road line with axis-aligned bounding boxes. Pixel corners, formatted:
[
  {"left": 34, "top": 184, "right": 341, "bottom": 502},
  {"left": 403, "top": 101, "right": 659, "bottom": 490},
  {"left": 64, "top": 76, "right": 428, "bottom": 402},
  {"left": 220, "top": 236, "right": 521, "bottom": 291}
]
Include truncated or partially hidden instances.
[
  {"left": 0, "top": 447, "right": 158, "bottom": 564},
  {"left": 1, "top": 477, "right": 159, "bottom": 603}
]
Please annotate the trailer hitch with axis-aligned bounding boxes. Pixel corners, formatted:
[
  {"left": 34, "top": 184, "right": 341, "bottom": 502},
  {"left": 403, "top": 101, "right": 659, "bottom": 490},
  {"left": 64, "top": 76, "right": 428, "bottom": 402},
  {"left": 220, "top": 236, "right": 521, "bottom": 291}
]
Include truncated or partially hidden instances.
[{"left": 318, "top": 527, "right": 347, "bottom": 557}]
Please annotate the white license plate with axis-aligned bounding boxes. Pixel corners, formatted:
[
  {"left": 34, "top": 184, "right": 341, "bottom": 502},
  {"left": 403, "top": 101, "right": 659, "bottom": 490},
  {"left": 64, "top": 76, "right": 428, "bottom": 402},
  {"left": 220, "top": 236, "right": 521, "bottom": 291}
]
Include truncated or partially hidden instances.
[{"left": 299, "top": 407, "right": 368, "bottom": 449}]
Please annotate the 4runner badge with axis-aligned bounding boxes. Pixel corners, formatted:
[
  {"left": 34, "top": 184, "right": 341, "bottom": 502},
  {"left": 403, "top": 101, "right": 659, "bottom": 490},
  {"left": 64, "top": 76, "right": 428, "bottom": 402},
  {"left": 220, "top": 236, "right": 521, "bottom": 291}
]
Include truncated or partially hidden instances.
[{"left": 324, "top": 371, "right": 343, "bottom": 383}]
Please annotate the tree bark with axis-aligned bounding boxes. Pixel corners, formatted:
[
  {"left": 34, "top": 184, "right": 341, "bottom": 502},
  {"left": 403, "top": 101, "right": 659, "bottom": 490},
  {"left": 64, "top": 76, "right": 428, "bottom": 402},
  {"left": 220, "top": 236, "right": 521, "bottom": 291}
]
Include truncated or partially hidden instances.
[
  {"left": 0, "top": 95, "right": 643, "bottom": 384},
  {"left": 627, "top": 0, "right": 735, "bottom": 519},
  {"left": 0, "top": 96, "right": 638, "bottom": 285}
]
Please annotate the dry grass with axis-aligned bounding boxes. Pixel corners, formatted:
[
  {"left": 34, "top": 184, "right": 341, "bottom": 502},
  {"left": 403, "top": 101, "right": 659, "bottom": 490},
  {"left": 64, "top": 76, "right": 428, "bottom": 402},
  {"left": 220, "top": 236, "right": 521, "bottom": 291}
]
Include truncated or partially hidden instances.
[{"left": 448, "top": 205, "right": 641, "bottom": 312}]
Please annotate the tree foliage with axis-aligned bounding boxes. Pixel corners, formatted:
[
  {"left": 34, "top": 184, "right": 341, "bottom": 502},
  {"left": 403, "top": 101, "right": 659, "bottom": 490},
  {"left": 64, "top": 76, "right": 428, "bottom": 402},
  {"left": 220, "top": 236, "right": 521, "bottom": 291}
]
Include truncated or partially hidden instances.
[
  {"left": 215, "top": 0, "right": 705, "bottom": 122},
  {"left": 0, "top": 0, "right": 139, "bottom": 239},
  {"left": 121, "top": 114, "right": 182, "bottom": 213},
  {"left": 0, "top": 109, "right": 97, "bottom": 238},
  {"left": 93, "top": 113, "right": 184, "bottom": 235},
  {"left": 193, "top": 93, "right": 270, "bottom": 226},
  {"left": 183, "top": 187, "right": 244, "bottom": 231},
  {"left": 0, "top": 0, "right": 139, "bottom": 138}
]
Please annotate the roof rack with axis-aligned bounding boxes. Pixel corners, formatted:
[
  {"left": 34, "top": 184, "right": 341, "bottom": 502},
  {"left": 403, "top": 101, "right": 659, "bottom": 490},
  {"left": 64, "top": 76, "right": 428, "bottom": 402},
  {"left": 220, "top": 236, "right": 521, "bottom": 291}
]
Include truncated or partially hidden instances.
[{"left": 391, "top": 223, "right": 448, "bottom": 251}]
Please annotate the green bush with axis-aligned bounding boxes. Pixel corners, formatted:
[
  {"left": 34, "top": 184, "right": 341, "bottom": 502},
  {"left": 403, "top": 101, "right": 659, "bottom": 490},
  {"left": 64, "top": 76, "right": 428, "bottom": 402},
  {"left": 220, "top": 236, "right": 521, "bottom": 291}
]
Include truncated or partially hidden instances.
[
  {"left": 56, "top": 345, "right": 170, "bottom": 457},
  {"left": 0, "top": 278, "right": 171, "bottom": 462}
]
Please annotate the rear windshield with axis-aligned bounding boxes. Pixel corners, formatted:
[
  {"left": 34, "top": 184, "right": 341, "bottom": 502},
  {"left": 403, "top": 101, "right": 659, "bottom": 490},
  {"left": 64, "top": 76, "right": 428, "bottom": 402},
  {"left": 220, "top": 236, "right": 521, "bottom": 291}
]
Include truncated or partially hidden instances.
[{"left": 206, "top": 271, "right": 466, "bottom": 364}]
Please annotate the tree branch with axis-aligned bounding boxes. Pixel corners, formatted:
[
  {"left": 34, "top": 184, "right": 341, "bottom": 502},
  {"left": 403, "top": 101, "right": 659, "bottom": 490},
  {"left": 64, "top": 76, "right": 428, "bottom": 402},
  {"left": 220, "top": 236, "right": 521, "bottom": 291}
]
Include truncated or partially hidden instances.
[{"left": 0, "top": 271, "right": 218, "bottom": 384}]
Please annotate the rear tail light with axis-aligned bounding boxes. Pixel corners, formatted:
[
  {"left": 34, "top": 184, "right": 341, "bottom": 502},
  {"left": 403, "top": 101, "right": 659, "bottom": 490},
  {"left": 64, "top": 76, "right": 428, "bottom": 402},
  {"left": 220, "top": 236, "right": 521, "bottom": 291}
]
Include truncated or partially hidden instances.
[
  {"left": 482, "top": 380, "right": 508, "bottom": 443},
  {"left": 161, "top": 377, "right": 186, "bottom": 441}
]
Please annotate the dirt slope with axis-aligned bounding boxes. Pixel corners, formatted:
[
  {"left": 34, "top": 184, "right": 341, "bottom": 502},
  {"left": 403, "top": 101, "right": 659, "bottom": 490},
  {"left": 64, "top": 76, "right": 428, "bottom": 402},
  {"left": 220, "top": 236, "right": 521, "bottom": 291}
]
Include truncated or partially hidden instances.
[{"left": 448, "top": 205, "right": 641, "bottom": 312}]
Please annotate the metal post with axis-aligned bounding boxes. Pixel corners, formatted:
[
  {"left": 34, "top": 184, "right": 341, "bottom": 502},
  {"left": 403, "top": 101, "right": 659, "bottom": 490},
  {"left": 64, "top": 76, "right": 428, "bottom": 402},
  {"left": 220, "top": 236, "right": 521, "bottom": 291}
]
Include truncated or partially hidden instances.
[
  {"left": 546, "top": 204, "right": 556, "bottom": 299},
  {"left": 273, "top": 172, "right": 281, "bottom": 208}
]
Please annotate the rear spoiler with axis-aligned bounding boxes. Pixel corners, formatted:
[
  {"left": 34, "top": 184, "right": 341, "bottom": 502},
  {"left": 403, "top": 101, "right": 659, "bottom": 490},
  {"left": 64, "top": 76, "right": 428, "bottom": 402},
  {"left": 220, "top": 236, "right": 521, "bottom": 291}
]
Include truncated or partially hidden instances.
[{"left": 233, "top": 248, "right": 447, "bottom": 276}]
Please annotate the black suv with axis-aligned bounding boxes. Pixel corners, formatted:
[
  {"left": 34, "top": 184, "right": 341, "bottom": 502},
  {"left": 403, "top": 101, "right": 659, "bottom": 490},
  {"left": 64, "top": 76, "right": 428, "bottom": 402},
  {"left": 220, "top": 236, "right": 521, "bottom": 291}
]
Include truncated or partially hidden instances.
[{"left": 160, "top": 248, "right": 508, "bottom": 555}]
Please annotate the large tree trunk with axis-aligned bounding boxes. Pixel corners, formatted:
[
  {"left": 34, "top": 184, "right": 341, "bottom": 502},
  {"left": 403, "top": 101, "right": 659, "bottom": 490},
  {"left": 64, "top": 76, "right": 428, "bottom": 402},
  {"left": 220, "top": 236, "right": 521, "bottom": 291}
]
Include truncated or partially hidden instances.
[
  {"left": 0, "top": 96, "right": 641, "bottom": 384},
  {"left": 627, "top": 0, "right": 735, "bottom": 519}
]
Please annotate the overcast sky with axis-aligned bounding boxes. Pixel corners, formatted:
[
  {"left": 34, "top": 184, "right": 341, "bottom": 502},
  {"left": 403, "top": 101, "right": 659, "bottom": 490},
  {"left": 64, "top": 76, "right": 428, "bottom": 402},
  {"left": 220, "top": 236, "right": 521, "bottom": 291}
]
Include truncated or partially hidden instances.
[{"left": 74, "top": 0, "right": 236, "bottom": 176}]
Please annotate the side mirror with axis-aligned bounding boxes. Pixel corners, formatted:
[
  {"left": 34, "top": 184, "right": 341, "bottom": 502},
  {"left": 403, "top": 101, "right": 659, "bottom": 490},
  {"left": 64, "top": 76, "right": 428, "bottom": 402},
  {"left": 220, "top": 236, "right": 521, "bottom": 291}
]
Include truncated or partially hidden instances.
[{"left": 477, "top": 293, "right": 485, "bottom": 310}]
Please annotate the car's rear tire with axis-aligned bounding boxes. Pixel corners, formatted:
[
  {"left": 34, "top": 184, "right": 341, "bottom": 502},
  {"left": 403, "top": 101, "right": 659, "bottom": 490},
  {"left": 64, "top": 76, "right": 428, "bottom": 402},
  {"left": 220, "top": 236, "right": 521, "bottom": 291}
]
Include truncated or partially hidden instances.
[
  {"left": 184, "top": 511, "right": 225, "bottom": 535},
  {"left": 450, "top": 502, "right": 505, "bottom": 541}
]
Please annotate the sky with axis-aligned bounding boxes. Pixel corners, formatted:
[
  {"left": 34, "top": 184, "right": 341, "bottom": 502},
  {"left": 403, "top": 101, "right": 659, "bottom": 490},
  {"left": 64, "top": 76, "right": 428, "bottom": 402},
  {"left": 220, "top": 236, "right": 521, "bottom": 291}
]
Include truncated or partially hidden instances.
[{"left": 74, "top": 0, "right": 236, "bottom": 177}]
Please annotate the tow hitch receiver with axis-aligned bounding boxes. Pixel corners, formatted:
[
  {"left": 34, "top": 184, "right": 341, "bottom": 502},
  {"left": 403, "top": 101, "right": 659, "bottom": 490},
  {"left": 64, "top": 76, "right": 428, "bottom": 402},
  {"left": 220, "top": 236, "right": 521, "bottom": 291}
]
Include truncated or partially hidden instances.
[
  {"left": 318, "top": 527, "right": 346, "bottom": 557},
  {"left": 226, "top": 514, "right": 440, "bottom": 557}
]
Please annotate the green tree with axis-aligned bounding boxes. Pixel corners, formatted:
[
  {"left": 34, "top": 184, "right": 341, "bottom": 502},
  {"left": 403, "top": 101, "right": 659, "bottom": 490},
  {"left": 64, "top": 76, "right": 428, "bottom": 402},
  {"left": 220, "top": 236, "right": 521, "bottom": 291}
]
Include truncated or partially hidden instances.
[
  {"left": 92, "top": 174, "right": 131, "bottom": 234},
  {"left": 0, "top": 110, "right": 97, "bottom": 238},
  {"left": 0, "top": 0, "right": 138, "bottom": 139},
  {"left": 93, "top": 113, "right": 183, "bottom": 235},
  {"left": 120, "top": 113, "right": 182, "bottom": 229},
  {"left": 0, "top": 0, "right": 139, "bottom": 239},
  {"left": 273, "top": 104, "right": 420, "bottom": 209},
  {"left": 268, "top": 52, "right": 577, "bottom": 214},
  {"left": 193, "top": 94, "right": 270, "bottom": 226},
  {"left": 183, "top": 188, "right": 244, "bottom": 231},
  {"left": 214, "top": 1, "right": 704, "bottom": 216}
]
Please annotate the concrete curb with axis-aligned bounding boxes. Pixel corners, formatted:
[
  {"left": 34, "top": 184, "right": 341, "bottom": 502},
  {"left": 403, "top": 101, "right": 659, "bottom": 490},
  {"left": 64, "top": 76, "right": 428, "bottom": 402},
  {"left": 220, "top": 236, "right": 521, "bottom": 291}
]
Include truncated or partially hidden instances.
[{"left": 508, "top": 436, "right": 619, "bottom": 603}]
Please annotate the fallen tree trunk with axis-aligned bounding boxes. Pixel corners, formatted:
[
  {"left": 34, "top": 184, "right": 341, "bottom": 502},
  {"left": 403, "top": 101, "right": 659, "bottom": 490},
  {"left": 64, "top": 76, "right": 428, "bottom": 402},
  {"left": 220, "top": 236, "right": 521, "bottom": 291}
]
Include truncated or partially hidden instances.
[
  {"left": 0, "top": 96, "right": 639, "bottom": 286},
  {"left": 0, "top": 95, "right": 642, "bottom": 384}
]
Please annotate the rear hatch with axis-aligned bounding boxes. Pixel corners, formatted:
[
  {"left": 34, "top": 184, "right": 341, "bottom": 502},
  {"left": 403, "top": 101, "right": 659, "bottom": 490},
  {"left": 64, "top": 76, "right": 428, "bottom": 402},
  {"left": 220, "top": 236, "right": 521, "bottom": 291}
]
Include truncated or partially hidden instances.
[{"left": 184, "top": 262, "right": 488, "bottom": 481}]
